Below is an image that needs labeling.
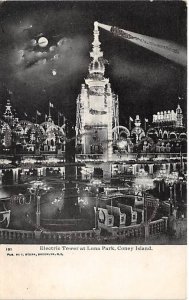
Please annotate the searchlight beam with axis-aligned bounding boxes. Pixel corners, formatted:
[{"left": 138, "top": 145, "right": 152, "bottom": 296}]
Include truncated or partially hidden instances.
[{"left": 96, "top": 21, "right": 186, "bottom": 66}]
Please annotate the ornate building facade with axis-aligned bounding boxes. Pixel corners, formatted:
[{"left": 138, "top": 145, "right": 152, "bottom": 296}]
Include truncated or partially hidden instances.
[{"left": 0, "top": 99, "right": 66, "bottom": 156}]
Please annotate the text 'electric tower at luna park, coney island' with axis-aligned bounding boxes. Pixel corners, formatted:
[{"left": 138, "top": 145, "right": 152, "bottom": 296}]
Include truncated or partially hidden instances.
[{"left": 75, "top": 22, "right": 119, "bottom": 178}]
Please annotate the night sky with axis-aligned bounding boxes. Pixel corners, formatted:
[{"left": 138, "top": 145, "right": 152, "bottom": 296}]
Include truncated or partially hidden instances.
[{"left": 0, "top": 1, "right": 187, "bottom": 127}]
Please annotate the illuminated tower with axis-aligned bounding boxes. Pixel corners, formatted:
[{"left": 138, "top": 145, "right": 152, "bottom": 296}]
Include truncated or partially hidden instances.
[
  {"left": 75, "top": 22, "right": 119, "bottom": 164},
  {"left": 3, "top": 99, "right": 14, "bottom": 125},
  {"left": 47, "top": 103, "right": 54, "bottom": 124},
  {"left": 176, "top": 104, "right": 183, "bottom": 127}
]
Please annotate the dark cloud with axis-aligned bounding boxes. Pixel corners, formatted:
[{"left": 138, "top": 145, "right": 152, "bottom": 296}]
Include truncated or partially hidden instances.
[{"left": 111, "top": 57, "right": 176, "bottom": 89}]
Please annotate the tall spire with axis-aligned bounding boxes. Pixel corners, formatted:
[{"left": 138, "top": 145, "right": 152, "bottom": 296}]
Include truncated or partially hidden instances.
[
  {"left": 47, "top": 101, "right": 54, "bottom": 123},
  {"left": 89, "top": 21, "right": 105, "bottom": 75},
  {"left": 90, "top": 21, "right": 103, "bottom": 61},
  {"left": 3, "top": 99, "right": 14, "bottom": 124}
]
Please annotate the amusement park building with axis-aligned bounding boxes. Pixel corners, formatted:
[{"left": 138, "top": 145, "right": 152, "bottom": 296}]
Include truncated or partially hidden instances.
[{"left": 0, "top": 100, "right": 66, "bottom": 156}]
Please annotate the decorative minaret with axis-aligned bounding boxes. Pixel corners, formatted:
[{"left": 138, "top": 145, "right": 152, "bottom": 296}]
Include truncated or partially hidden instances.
[
  {"left": 131, "top": 115, "right": 145, "bottom": 142},
  {"left": 176, "top": 104, "right": 183, "bottom": 127},
  {"left": 3, "top": 99, "right": 14, "bottom": 125},
  {"left": 75, "top": 22, "right": 119, "bottom": 164},
  {"left": 134, "top": 115, "right": 141, "bottom": 128},
  {"left": 47, "top": 102, "right": 54, "bottom": 123}
]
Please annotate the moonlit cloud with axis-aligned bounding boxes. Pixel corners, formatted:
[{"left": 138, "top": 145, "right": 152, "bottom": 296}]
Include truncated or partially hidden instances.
[
  {"left": 50, "top": 46, "right": 56, "bottom": 52},
  {"left": 15, "top": 31, "right": 88, "bottom": 74}
]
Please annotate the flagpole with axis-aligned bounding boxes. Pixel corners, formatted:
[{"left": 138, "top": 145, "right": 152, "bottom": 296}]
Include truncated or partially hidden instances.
[
  {"left": 58, "top": 112, "right": 60, "bottom": 127},
  {"left": 49, "top": 102, "right": 50, "bottom": 117},
  {"left": 63, "top": 116, "right": 66, "bottom": 127},
  {"left": 129, "top": 118, "right": 131, "bottom": 131},
  {"left": 180, "top": 145, "right": 183, "bottom": 173},
  {"left": 145, "top": 119, "right": 146, "bottom": 132},
  {"left": 36, "top": 111, "right": 37, "bottom": 124}
]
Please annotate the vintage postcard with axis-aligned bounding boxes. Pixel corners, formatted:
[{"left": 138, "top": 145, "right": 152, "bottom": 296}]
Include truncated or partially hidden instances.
[{"left": 0, "top": 1, "right": 187, "bottom": 299}]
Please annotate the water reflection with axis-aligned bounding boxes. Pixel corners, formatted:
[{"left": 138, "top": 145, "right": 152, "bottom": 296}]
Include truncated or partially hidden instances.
[
  {"left": 0, "top": 166, "right": 96, "bottom": 231},
  {"left": 0, "top": 166, "right": 186, "bottom": 231}
]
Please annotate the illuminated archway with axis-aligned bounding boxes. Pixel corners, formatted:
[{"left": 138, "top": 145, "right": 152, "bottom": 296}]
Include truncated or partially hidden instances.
[
  {"left": 112, "top": 126, "right": 130, "bottom": 141},
  {"left": 170, "top": 131, "right": 177, "bottom": 139}
]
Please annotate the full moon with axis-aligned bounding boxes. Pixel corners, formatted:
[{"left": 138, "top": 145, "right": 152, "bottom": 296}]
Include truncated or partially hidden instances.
[
  {"left": 52, "top": 69, "right": 57, "bottom": 76},
  {"left": 38, "top": 37, "right": 48, "bottom": 48}
]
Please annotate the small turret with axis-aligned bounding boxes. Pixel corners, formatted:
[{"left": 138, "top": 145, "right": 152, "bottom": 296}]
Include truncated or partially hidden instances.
[
  {"left": 47, "top": 102, "right": 54, "bottom": 124},
  {"left": 176, "top": 104, "right": 182, "bottom": 114},
  {"left": 176, "top": 104, "right": 183, "bottom": 127},
  {"left": 134, "top": 115, "right": 141, "bottom": 127},
  {"left": 3, "top": 99, "right": 14, "bottom": 124}
]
